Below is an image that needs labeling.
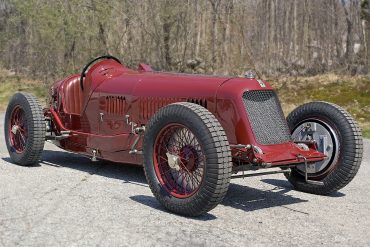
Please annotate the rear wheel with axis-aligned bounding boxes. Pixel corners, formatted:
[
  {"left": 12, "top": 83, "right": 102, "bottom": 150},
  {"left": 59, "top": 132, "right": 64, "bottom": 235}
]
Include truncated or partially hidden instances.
[
  {"left": 4, "top": 92, "right": 45, "bottom": 166},
  {"left": 143, "top": 102, "right": 232, "bottom": 216},
  {"left": 285, "top": 101, "right": 363, "bottom": 194}
]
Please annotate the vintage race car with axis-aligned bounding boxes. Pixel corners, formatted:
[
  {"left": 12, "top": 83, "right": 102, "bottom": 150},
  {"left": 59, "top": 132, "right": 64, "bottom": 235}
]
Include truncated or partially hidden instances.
[{"left": 4, "top": 55, "right": 363, "bottom": 216}]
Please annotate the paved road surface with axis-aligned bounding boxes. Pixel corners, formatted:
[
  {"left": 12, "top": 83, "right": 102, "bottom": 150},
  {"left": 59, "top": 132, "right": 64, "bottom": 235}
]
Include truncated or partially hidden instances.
[{"left": 0, "top": 113, "right": 369, "bottom": 246}]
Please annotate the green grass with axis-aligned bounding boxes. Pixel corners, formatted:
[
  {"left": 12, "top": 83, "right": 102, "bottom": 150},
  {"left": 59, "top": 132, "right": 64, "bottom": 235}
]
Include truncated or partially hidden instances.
[
  {"left": 0, "top": 74, "right": 48, "bottom": 111},
  {"left": 270, "top": 74, "right": 370, "bottom": 139},
  {"left": 363, "top": 129, "right": 370, "bottom": 139}
]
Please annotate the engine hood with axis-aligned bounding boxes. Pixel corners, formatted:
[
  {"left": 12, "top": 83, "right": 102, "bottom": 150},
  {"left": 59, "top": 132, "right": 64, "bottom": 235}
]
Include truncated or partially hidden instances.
[
  {"left": 216, "top": 77, "right": 274, "bottom": 99},
  {"left": 95, "top": 69, "right": 235, "bottom": 118},
  {"left": 132, "top": 72, "right": 234, "bottom": 98}
]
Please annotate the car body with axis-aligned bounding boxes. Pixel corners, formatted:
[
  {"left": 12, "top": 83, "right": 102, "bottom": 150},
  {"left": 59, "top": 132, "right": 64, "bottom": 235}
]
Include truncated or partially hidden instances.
[
  {"left": 5, "top": 56, "right": 362, "bottom": 216},
  {"left": 46, "top": 58, "right": 324, "bottom": 167}
]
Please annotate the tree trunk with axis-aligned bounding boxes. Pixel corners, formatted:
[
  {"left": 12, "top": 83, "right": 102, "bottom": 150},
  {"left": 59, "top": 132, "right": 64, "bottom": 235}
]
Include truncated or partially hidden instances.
[
  {"left": 208, "top": 0, "right": 221, "bottom": 70},
  {"left": 361, "top": 0, "right": 370, "bottom": 71}
]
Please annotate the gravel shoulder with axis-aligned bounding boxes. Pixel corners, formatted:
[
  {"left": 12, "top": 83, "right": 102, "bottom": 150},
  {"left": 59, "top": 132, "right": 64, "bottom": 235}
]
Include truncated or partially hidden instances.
[{"left": 1, "top": 113, "right": 369, "bottom": 246}]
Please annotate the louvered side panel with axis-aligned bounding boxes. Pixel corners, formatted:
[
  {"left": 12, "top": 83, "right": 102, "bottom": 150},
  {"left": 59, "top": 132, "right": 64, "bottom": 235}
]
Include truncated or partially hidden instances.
[{"left": 105, "top": 96, "right": 126, "bottom": 115}]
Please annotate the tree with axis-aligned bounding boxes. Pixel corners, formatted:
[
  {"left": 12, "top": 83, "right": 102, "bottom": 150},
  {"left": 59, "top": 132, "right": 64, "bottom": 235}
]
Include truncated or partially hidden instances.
[{"left": 0, "top": 0, "right": 367, "bottom": 79}]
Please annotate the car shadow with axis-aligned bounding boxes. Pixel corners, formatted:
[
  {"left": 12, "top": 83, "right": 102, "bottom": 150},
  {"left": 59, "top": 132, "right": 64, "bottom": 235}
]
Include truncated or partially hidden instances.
[
  {"left": 40, "top": 149, "right": 148, "bottom": 186},
  {"left": 260, "top": 178, "right": 345, "bottom": 198},
  {"left": 1, "top": 157, "right": 41, "bottom": 167},
  {"left": 221, "top": 180, "right": 308, "bottom": 213},
  {"left": 40, "top": 150, "right": 217, "bottom": 220},
  {"left": 129, "top": 195, "right": 217, "bottom": 220},
  {"left": 8, "top": 149, "right": 327, "bottom": 216}
]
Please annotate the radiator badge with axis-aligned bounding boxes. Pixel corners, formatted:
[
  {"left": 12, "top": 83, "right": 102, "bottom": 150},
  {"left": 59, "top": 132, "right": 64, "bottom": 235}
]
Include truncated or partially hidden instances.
[{"left": 257, "top": 79, "right": 266, "bottom": 88}]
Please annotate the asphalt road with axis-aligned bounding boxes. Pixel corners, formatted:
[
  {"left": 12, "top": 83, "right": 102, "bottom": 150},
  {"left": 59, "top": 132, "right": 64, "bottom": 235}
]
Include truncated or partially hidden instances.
[{"left": 1, "top": 113, "right": 369, "bottom": 247}]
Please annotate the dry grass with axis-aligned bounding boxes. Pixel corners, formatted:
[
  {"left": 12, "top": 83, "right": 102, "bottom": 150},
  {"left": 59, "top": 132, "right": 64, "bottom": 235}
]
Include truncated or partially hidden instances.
[
  {"left": 0, "top": 68, "right": 48, "bottom": 111},
  {"left": 269, "top": 74, "right": 370, "bottom": 138}
]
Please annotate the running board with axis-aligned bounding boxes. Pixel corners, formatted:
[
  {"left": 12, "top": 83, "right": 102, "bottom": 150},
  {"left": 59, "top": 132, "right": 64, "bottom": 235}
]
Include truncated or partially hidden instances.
[{"left": 231, "top": 169, "right": 290, "bottom": 179}]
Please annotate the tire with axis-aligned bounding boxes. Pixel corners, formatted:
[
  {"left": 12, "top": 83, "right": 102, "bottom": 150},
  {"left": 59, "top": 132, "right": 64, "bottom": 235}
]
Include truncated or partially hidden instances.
[
  {"left": 4, "top": 92, "right": 46, "bottom": 166},
  {"left": 285, "top": 101, "right": 363, "bottom": 195},
  {"left": 143, "top": 102, "right": 232, "bottom": 216}
]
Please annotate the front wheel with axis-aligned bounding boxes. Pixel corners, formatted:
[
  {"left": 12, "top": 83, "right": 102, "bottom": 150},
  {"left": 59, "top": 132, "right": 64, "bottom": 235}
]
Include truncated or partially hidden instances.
[
  {"left": 285, "top": 101, "right": 363, "bottom": 195},
  {"left": 4, "top": 92, "right": 45, "bottom": 166},
  {"left": 143, "top": 102, "right": 232, "bottom": 216}
]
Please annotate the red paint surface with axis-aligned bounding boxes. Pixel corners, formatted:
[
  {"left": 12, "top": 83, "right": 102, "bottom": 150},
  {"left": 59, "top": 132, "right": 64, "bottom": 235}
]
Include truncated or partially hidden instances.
[{"left": 45, "top": 59, "right": 325, "bottom": 166}]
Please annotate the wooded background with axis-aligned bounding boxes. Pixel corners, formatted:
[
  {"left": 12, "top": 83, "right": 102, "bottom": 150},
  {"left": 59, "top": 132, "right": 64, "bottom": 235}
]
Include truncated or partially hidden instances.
[{"left": 1, "top": 0, "right": 370, "bottom": 80}]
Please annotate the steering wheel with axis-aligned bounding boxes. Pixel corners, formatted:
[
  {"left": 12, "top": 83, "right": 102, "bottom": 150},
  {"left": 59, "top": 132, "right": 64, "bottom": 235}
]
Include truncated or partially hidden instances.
[{"left": 80, "top": 55, "right": 122, "bottom": 90}]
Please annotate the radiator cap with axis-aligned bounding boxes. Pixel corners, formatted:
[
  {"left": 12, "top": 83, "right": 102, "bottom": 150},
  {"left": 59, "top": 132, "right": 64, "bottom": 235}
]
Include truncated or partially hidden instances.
[{"left": 244, "top": 71, "right": 256, "bottom": 79}]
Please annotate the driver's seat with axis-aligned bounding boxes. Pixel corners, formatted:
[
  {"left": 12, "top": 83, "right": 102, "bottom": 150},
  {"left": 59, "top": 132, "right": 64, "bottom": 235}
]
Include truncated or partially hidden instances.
[{"left": 62, "top": 75, "right": 84, "bottom": 115}]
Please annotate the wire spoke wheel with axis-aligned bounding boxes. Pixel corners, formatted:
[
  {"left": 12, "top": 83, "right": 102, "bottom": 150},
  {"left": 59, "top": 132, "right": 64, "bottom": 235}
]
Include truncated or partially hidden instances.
[
  {"left": 154, "top": 124, "right": 205, "bottom": 198},
  {"left": 5, "top": 92, "right": 45, "bottom": 166},
  {"left": 9, "top": 106, "right": 28, "bottom": 153},
  {"left": 143, "top": 102, "right": 232, "bottom": 216}
]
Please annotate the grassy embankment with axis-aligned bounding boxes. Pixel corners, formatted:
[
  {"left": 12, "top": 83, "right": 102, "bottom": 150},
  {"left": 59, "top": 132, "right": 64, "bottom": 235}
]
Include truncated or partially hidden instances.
[
  {"left": 0, "top": 69, "right": 48, "bottom": 111},
  {"left": 272, "top": 74, "right": 370, "bottom": 138},
  {"left": 0, "top": 69, "right": 369, "bottom": 138}
]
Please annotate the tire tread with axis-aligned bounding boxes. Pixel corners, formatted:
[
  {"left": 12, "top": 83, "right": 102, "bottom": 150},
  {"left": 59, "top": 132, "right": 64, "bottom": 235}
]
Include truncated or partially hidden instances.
[
  {"left": 286, "top": 101, "right": 362, "bottom": 195},
  {"left": 143, "top": 102, "right": 231, "bottom": 216}
]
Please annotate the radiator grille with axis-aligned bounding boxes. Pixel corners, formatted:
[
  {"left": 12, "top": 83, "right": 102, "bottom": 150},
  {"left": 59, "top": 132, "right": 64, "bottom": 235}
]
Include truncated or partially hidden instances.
[{"left": 242, "top": 90, "right": 291, "bottom": 145}]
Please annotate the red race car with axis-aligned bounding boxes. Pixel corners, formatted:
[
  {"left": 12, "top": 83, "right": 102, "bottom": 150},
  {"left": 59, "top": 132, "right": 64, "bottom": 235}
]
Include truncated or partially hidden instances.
[{"left": 4, "top": 55, "right": 363, "bottom": 216}]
